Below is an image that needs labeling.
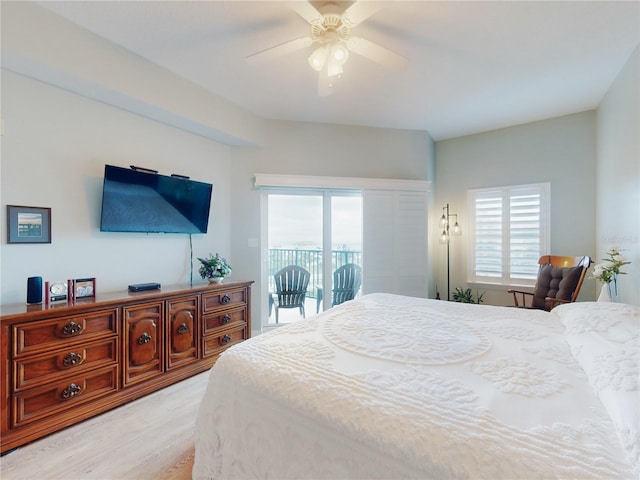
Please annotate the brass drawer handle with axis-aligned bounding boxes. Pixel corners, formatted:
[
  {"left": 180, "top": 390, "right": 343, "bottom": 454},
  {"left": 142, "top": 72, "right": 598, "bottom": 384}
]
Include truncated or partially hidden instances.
[
  {"left": 62, "top": 321, "right": 83, "bottom": 336},
  {"left": 220, "top": 294, "right": 231, "bottom": 304},
  {"left": 62, "top": 352, "right": 83, "bottom": 367},
  {"left": 138, "top": 332, "right": 152, "bottom": 344},
  {"left": 220, "top": 334, "right": 232, "bottom": 345},
  {"left": 177, "top": 323, "right": 189, "bottom": 334},
  {"left": 61, "top": 383, "right": 82, "bottom": 399},
  {"left": 220, "top": 314, "right": 231, "bottom": 325}
]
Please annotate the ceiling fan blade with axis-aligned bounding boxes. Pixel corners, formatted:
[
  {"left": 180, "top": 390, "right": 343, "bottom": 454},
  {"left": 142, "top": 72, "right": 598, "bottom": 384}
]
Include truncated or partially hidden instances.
[
  {"left": 346, "top": 36, "right": 408, "bottom": 70},
  {"left": 246, "top": 37, "right": 313, "bottom": 66},
  {"left": 289, "top": 1, "right": 323, "bottom": 25},
  {"left": 342, "top": 1, "right": 383, "bottom": 27}
]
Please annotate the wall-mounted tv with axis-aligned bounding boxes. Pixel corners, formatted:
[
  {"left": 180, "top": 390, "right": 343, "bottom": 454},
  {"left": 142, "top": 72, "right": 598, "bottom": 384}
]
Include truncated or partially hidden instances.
[{"left": 99, "top": 164, "right": 213, "bottom": 234}]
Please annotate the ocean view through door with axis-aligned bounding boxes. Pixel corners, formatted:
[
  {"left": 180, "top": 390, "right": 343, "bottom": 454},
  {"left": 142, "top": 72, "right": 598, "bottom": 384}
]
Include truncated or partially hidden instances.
[{"left": 267, "top": 191, "right": 362, "bottom": 324}]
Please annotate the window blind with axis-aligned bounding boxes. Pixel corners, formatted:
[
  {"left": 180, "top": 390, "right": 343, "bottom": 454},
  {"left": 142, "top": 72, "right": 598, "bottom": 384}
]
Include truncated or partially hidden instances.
[
  {"left": 509, "top": 188, "right": 543, "bottom": 280},
  {"left": 469, "top": 183, "right": 549, "bottom": 286},
  {"left": 474, "top": 193, "right": 503, "bottom": 278}
]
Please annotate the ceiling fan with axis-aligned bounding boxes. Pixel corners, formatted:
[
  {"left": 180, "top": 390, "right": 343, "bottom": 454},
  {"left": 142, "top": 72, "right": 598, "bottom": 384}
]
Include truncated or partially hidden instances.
[{"left": 246, "top": 1, "right": 408, "bottom": 96}]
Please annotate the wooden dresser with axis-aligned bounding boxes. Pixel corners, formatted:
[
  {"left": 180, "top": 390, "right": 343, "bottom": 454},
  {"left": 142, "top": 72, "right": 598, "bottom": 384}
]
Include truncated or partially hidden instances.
[{"left": 0, "top": 280, "right": 252, "bottom": 453}]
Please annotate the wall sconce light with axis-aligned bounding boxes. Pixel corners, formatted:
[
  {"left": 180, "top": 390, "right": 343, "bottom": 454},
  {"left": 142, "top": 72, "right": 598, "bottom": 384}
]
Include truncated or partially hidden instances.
[{"left": 438, "top": 203, "right": 462, "bottom": 300}]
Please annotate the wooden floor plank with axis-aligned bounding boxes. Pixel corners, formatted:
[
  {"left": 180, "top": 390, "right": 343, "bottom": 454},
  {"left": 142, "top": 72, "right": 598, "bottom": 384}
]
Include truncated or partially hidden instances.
[{"left": 1, "top": 371, "right": 210, "bottom": 480}]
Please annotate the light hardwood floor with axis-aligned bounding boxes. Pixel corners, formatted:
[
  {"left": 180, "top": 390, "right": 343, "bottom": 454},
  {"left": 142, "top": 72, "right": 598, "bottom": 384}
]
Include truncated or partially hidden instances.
[{"left": 0, "top": 371, "right": 211, "bottom": 480}]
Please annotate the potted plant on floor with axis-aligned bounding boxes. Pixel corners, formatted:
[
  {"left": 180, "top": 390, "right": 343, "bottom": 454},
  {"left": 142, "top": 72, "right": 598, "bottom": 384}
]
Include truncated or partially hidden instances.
[
  {"left": 452, "top": 287, "right": 485, "bottom": 304},
  {"left": 198, "top": 253, "right": 232, "bottom": 284}
]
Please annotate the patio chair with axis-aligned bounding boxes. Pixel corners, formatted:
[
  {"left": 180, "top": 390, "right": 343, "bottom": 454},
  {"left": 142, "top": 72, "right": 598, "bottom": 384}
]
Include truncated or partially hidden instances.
[
  {"left": 316, "top": 263, "right": 362, "bottom": 313},
  {"left": 269, "top": 265, "right": 310, "bottom": 323},
  {"left": 507, "top": 255, "right": 592, "bottom": 311}
]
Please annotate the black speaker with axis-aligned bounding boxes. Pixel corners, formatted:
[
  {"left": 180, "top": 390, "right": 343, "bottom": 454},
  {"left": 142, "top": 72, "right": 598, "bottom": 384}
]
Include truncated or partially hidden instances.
[{"left": 27, "top": 276, "right": 43, "bottom": 304}]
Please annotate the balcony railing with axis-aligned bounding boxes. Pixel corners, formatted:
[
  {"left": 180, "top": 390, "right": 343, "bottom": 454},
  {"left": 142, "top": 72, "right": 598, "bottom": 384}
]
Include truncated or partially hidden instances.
[{"left": 268, "top": 248, "right": 362, "bottom": 298}]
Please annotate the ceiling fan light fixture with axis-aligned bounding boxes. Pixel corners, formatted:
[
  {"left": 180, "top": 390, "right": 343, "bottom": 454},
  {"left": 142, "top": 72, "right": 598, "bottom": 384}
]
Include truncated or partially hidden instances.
[
  {"left": 330, "top": 43, "right": 349, "bottom": 64},
  {"left": 247, "top": 1, "right": 409, "bottom": 97},
  {"left": 308, "top": 46, "right": 327, "bottom": 71}
]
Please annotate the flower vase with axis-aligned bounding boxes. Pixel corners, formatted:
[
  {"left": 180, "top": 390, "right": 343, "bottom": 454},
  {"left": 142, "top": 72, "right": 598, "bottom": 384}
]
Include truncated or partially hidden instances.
[
  {"left": 597, "top": 284, "right": 611, "bottom": 302},
  {"left": 608, "top": 275, "right": 618, "bottom": 302},
  {"left": 208, "top": 277, "right": 224, "bottom": 284}
]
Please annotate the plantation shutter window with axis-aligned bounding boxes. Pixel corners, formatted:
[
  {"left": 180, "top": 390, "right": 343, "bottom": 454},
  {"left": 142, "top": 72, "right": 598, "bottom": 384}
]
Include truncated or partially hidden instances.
[
  {"left": 474, "top": 192, "right": 503, "bottom": 279},
  {"left": 468, "top": 183, "right": 550, "bottom": 287}
]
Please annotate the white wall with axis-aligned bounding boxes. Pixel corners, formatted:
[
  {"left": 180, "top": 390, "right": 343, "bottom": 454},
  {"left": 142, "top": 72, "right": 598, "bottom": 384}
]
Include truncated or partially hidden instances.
[
  {"left": 596, "top": 46, "right": 639, "bottom": 306},
  {"left": 0, "top": 70, "right": 233, "bottom": 305},
  {"left": 434, "top": 111, "right": 598, "bottom": 305}
]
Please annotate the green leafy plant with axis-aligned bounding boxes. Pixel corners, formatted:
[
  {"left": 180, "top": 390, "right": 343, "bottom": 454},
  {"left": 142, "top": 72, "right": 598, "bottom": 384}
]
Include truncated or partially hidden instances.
[
  {"left": 591, "top": 246, "right": 631, "bottom": 298},
  {"left": 197, "top": 253, "right": 232, "bottom": 279},
  {"left": 452, "top": 287, "right": 485, "bottom": 304},
  {"left": 591, "top": 246, "right": 631, "bottom": 284}
]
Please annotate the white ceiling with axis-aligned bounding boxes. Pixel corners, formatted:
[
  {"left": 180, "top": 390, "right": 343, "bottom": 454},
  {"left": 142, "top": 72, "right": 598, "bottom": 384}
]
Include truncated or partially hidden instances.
[{"left": 37, "top": 1, "right": 640, "bottom": 140}]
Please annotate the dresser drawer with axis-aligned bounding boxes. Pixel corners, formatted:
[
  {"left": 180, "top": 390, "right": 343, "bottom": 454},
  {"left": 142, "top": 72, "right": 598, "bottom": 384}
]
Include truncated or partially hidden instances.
[
  {"left": 14, "top": 338, "right": 118, "bottom": 392},
  {"left": 12, "top": 365, "right": 118, "bottom": 428},
  {"left": 202, "top": 307, "right": 246, "bottom": 336},
  {"left": 13, "top": 309, "right": 118, "bottom": 356},
  {"left": 202, "top": 325, "right": 247, "bottom": 358},
  {"left": 202, "top": 288, "right": 247, "bottom": 314}
]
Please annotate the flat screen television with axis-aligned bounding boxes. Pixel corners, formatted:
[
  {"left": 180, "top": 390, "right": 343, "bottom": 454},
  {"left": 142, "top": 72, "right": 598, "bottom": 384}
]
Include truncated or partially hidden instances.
[{"left": 99, "top": 164, "right": 213, "bottom": 234}]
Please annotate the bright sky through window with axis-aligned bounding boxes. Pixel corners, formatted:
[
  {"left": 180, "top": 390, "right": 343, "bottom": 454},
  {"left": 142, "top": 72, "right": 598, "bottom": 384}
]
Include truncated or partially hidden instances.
[{"left": 268, "top": 194, "right": 362, "bottom": 251}]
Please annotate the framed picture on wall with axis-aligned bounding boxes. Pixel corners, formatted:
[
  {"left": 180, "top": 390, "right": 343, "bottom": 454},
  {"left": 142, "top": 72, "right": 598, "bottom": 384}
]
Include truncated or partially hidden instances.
[{"left": 7, "top": 205, "right": 52, "bottom": 244}]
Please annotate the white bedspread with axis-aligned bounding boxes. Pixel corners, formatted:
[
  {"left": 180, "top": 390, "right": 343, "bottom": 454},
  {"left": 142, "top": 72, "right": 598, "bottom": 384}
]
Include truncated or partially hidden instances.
[{"left": 193, "top": 294, "right": 637, "bottom": 479}]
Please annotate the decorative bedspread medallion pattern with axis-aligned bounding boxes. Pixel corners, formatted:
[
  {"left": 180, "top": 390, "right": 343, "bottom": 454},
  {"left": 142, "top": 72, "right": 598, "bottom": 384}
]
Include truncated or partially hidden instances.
[
  {"left": 354, "top": 368, "right": 480, "bottom": 412},
  {"left": 591, "top": 348, "right": 639, "bottom": 391},
  {"left": 522, "top": 343, "right": 584, "bottom": 368},
  {"left": 562, "top": 302, "right": 637, "bottom": 336},
  {"left": 466, "top": 358, "right": 567, "bottom": 397},
  {"left": 321, "top": 296, "right": 492, "bottom": 365}
]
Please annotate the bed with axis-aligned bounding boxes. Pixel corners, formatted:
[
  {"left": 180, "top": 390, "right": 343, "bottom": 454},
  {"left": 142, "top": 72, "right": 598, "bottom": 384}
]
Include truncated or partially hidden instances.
[{"left": 193, "top": 293, "right": 639, "bottom": 479}]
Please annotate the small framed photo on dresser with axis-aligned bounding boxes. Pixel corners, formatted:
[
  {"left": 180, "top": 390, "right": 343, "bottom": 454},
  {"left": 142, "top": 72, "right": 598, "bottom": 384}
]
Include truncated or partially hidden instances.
[{"left": 74, "top": 278, "right": 96, "bottom": 299}]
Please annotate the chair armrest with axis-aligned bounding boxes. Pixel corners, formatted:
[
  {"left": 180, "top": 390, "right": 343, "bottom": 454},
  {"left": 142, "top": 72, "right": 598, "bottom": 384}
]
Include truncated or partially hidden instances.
[
  {"left": 507, "top": 288, "right": 534, "bottom": 307},
  {"left": 545, "top": 297, "right": 571, "bottom": 309},
  {"left": 507, "top": 288, "right": 533, "bottom": 295}
]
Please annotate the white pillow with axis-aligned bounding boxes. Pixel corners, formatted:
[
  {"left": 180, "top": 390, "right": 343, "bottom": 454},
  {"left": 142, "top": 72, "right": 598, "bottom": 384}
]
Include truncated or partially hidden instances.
[{"left": 553, "top": 301, "right": 640, "bottom": 476}]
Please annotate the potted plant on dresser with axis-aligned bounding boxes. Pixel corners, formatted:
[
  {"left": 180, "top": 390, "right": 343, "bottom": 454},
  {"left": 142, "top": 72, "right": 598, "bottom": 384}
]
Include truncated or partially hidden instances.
[{"left": 198, "top": 253, "right": 232, "bottom": 284}]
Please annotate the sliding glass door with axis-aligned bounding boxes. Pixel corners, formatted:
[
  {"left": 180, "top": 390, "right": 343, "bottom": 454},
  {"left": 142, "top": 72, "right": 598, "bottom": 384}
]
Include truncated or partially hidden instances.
[{"left": 266, "top": 190, "right": 362, "bottom": 325}]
